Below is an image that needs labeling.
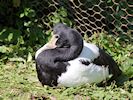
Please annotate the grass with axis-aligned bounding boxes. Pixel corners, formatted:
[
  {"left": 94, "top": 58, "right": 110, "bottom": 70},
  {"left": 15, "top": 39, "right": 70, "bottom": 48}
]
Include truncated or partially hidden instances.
[
  {"left": 0, "top": 33, "right": 133, "bottom": 100},
  {"left": 0, "top": 61, "right": 133, "bottom": 100}
]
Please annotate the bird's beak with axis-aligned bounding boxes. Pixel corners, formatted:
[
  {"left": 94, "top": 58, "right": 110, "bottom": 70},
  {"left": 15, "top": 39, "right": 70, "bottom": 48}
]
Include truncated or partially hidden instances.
[
  {"left": 35, "top": 32, "right": 58, "bottom": 59},
  {"left": 45, "top": 33, "right": 58, "bottom": 49}
]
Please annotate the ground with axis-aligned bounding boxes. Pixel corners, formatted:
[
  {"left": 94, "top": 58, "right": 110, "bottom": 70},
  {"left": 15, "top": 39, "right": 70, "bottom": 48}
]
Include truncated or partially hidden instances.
[{"left": 0, "top": 61, "right": 133, "bottom": 100}]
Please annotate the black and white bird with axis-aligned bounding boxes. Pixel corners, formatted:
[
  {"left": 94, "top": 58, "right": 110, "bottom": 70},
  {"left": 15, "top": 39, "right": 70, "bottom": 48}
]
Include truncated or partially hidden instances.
[{"left": 35, "top": 23, "right": 122, "bottom": 87}]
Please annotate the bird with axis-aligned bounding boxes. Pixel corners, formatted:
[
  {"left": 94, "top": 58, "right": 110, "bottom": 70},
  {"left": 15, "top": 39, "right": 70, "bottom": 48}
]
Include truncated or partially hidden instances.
[
  {"left": 35, "top": 23, "right": 122, "bottom": 87},
  {"left": 35, "top": 23, "right": 83, "bottom": 86}
]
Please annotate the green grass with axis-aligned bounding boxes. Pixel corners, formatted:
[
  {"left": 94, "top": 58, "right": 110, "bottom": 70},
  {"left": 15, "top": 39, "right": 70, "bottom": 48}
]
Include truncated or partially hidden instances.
[
  {"left": 0, "top": 33, "right": 133, "bottom": 100},
  {"left": 0, "top": 61, "right": 133, "bottom": 100}
]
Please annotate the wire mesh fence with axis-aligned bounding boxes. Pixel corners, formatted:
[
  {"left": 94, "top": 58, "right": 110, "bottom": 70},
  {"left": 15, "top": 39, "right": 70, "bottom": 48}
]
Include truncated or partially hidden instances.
[{"left": 30, "top": 0, "right": 133, "bottom": 36}]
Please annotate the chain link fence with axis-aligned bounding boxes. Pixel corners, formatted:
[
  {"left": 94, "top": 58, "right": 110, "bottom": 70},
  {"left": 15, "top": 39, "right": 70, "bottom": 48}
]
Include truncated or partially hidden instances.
[{"left": 30, "top": 0, "right": 133, "bottom": 36}]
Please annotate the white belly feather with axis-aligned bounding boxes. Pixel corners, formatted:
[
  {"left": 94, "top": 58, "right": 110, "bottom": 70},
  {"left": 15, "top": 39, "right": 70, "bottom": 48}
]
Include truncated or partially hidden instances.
[{"left": 58, "top": 41, "right": 110, "bottom": 87}]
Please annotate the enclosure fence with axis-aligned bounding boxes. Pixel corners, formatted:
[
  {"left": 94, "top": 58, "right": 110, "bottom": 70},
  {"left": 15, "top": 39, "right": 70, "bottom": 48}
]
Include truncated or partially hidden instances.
[{"left": 30, "top": 0, "right": 133, "bottom": 35}]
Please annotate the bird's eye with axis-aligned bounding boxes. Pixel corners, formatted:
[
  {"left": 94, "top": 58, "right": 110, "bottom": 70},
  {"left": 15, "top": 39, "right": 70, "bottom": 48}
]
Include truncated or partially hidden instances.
[{"left": 55, "top": 35, "right": 59, "bottom": 39}]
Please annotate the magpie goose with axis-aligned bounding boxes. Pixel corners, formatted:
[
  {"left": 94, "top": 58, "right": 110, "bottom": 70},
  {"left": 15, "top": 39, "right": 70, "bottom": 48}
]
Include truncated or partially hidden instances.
[{"left": 35, "top": 23, "right": 122, "bottom": 87}]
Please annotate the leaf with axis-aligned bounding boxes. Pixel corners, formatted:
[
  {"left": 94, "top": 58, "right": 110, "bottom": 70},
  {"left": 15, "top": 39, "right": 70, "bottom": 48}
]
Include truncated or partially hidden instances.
[
  {"left": 17, "top": 36, "right": 24, "bottom": 45},
  {"left": 116, "top": 5, "right": 120, "bottom": 12},
  {"left": 24, "top": 21, "right": 32, "bottom": 27},
  {"left": 0, "top": 46, "right": 12, "bottom": 53},
  {"left": 0, "top": 29, "right": 6, "bottom": 35},
  {"left": 107, "top": 0, "right": 112, "bottom": 3},
  {"left": 0, "top": 28, "right": 21, "bottom": 44},
  {"left": 60, "top": 10, "right": 67, "bottom": 17},
  {"left": 20, "top": 13, "right": 24, "bottom": 18},
  {"left": 8, "top": 33, "right": 13, "bottom": 42},
  {"left": 27, "top": 52, "right": 32, "bottom": 62},
  {"left": 0, "top": 46, "right": 7, "bottom": 53},
  {"left": 24, "top": 8, "right": 36, "bottom": 18}
]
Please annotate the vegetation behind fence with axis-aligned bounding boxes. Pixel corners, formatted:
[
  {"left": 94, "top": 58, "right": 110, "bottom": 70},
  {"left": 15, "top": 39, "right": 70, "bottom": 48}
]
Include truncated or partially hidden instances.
[{"left": 0, "top": 0, "right": 132, "bottom": 59}]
